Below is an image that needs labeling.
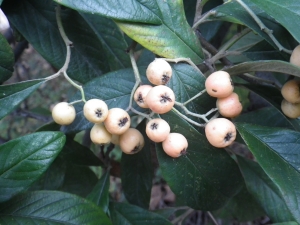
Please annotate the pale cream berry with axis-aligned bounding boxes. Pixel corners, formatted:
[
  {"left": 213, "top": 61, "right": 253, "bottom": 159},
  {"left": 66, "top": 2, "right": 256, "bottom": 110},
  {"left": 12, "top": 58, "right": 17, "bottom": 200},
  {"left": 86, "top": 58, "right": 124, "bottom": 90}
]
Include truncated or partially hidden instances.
[
  {"left": 90, "top": 123, "right": 112, "bottom": 145},
  {"left": 83, "top": 99, "right": 108, "bottom": 123},
  {"left": 216, "top": 92, "right": 242, "bottom": 118},
  {"left": 162, "top": 133, "right": 188, "bottom": 158},
  {"left": 111, "top": 134, "right": 120, "bottom": 145},
  {"left": 146, "top": 85, "right": 175, "bottom": 114},
  {"left": 205, "top": 118, "right": 236, "bottom": 148},
  {"left": 146, "top": 118, "right": 170, "bottom": 142},
  {"left": 281, "top": 99, "right": 300, "bottom": 119},
  {"left": 52, "top": 102, "right": 76, "bottom": 125},
  {"left": 104, "top": 108, "right": 131, "bottom": 135},
  {"left": 281, "top": 80, "right": 300, "bottom": 103},
  {"left": 146, "top": 58, "right": 172, "bottom": 85},
  {"left": 290, "top": 45, "right": 300, "bottom": 67},
  {"left": 119, "top": 128, "right": 144, "bottom": 154},
  {"left": 205, "top": 71, "right": 234, "bottom": 98},
  {"left": 134, "top": 85, "right": 153, "bottom": 108}
]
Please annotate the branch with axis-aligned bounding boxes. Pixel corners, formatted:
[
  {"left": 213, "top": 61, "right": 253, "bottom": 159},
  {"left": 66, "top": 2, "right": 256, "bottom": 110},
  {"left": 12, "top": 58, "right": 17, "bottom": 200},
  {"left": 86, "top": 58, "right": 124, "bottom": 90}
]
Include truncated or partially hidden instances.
[{"left": 235, "top": 0, "right": 292, "bottom": 54}]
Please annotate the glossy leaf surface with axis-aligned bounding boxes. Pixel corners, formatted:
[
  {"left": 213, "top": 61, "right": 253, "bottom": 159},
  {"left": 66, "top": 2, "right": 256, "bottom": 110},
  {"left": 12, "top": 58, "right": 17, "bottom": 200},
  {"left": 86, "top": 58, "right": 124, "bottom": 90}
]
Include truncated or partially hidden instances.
[
  {"left": 236, "top": 123, "right": 300, "bottom": 223},
  {"left": 3, "top": 0, "right": 129, "bottom": 83},
  {"left": 54, "top": 0, "right": 203, "bottom": 63},
  {"left": 121, "top": 120, "right": 153, "bottom": 209},
  {"left": 248, "top": 0, "right": 300, "bottom": 42},
  {"left": 0, "top": 132, "right": 65, "bottom": 202},
  {"left": 0, "top": 191, "right": 112, "bottom": 224},
  {"left": 0, "top": 79, "right": 44, "bottom": 120},
  {"left": 208, "top": 0, "right": 295, "bottom": 50},
  {"left": 110, "top": 202, "right": 172, "bottom": 225},
  {"left": 225, "top": 60, "right": 300, "bottom": 77},
  {"left": 87, "top": 170, "right": 110, "bottom": 213},
  {"left": 0, "top": 33, "right": 14, "bottom": 83},
  {"left": 238, "top": 156, "right": 294, "bottom": 222},
  {"left": 157, "top": 111, "right": 243, "bottom": 210}
]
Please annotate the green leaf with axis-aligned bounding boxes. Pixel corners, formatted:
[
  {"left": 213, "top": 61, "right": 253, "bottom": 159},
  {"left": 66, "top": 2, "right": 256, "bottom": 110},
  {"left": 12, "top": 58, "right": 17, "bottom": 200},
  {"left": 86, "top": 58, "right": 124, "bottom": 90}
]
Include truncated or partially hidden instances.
[
  {"left": 29, "top": 156, "right": 67, "bottom": 192},
  {"left": 248, "top": 0, "right": 300, "bottom": 43},
  {"left": 60, "top": 164, "right": 98, "bottom": 197},
  {"left": 0, "top": 191, "right": 112, "bottom": 225},
  {"left": 54, "top": 0, "right": 162, "bottom": 24},
  {"left": 237, "top": 156, "right": 294, "bottom": 222},
  {"left": 87, "top": 169, "right": 110, "bottom": 213},
  {"left": 238, "top": 84, "right": 300, "bottom": 131},
  {"left": 243, "top": 41, "right": 289, "bottom": 62},
  {"left": 0, "top": 132, "right": 66, "bottom": 203},
  {"left": 0, "top": 79, "right": 44, "bottom": 120},
  {"left": 158, "top": 110, "right": 243, "bottom": 210},
  {"left": 154, "top": 208, "right": 179, "bottom": 219},
  {"left": 225, "top": 60, "right": 300, "bottom": 77},
  {"left": 272, "top": 223, "right": 299, "bottom": 225},
  {"left": 61, "top": 137, "right": 103, "bottom": 166},
  {"left": 234, "top": 107, "right": 295, "bottom": 130},
  {"left": 55, "top": 0, "right": 203, "bottom": 63},
  {"left": 236, "top": 123, "right": 300, "bottom": 223},
  {"left": 110, "top": 202, "right": 172, "bottom": 225},
  {"left": 121, "top": 120, "right": 153, "bottom": 209},
  {"left": 79, "top": 13, "right": 130, "bottom": 71},
  {"left": 208, "top": 0, "right": 295, "bottom": 50},
  {"left": 0, "top": 33, "right": 14, "bottom": 83},
  {"left": 213, "top": 184, "right": 264, "bottom": 222},
  {"left": 3, "top": 0, "right": 129, "bottom": 83},
  {"left": 116, "top": 0, "right": 203, "bottom": 64},
  {"left": 169, "top": 63, "right": 215, "bottom": 116}
]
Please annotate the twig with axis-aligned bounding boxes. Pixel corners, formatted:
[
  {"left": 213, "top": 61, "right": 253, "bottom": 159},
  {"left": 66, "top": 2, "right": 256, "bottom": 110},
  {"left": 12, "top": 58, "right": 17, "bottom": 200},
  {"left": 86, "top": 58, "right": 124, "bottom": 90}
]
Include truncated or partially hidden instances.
[
  {"left": 12, "top": 109, "right": 52, "bottom": 122},
  {"left": 126, "top": 49, "right": 142, "bottom": 112},
  {"left": 235, "top": 0, "right": 292, "bottom": 54},
  {"left": 45, "top": 5, "right": 86, "bottom": 103},
  {"left": 193, "top": 0, "right": 211, "bottom": 24},
  {"left": 171, "top": 107, "right": 205, "bottom": 127},
  {"left": 192, "top": 10, "right": 217, "bottom": 30},
  {"left": 209, "top": 28, "right": 251, "bottom": 63},
  {"left": 195, "top": 30, "right": 233, "bottom": 68},
  {"left": 183, "top": 89, "right": 207, "bottom": 105},
  {"left": 171, "top": 208, "right": 194, "bottom": 224},
  {"left": 207, "top": 211, "right": 220, "bottom": 225},
  {"left": 241, "top": 73, "right": 281, "bottom": 90}
]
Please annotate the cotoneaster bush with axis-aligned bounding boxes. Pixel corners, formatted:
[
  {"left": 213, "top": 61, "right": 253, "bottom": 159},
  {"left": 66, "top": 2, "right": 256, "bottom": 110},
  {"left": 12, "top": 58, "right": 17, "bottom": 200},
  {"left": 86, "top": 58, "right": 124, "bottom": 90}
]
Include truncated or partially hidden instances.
[{"left": 1, "top": 0, "right": 300, "bottom": 224}]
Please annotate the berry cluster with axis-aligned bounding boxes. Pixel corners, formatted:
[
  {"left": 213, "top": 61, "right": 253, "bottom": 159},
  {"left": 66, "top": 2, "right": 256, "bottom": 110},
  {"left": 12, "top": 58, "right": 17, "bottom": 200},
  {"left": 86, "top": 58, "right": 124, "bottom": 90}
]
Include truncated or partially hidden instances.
[
  {"left": 51, "top": 59, "right": 241, "bottom": 157},
  {"left": 281, "top": 46, "right": 300, "bottom": 118},
  {"left": 139, "top": 59, "right": 188, "bottom": 158},
  {"left": 281, "top": 80, "right": 300, "bottom": 118},
  {"left": 204, "top": 71, "right": 241, "bottom": 148},
  {"left": 52, "top": 100, "right": 144, "bottom": 155}
]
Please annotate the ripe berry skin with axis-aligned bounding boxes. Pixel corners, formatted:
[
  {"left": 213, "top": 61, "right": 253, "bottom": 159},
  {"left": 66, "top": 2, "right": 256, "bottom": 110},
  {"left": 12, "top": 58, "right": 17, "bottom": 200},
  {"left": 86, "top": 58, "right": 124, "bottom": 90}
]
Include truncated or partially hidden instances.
[
  {"left": 205, "top": 118, "right": 236, "bottom": 148},
  {"left": 216, "top": 92, "right": 243, "bottom": 118},
  {"left": 104, "top": 108, "right": 131, "bottom": 135},
  {"left": 146, "top": 118, "right": 170, "bottom": 142},
  {"left": 281, "top": 80, "right": 300, "bottom": 103},
  {"left": 111, "top": 134, "right": 120, "bottom": 145},
  {"left": 162, "top": 133, "right": 188, "bottom": 158},
  {"left": 83, "top": 99, "right": 108, "bottom": 123},
  {"left": 205, "top": 71, "right": 234, "bottom": 98},
  {"left": 90, "top": 123, "right": 112, "bottom": 145},
  {"left": 290, "top": 45, "right": 300, "bottom": 67},
  {"left": 281, "top": 99, "right": 300, "bottom": 119},
  {"left": 52, "top": 102, "right": 76, "bottom": 125},
  {"left": 119, "top": 128, "right": 144, "bottom": 154},
  {"left": 146, "top": 85, "right": 175, "bottom": 114},
  {"left": 134, "top": 85, "right": 153, "bottom": 108},
  {"left": 146, "top": 59, "right": 172, "bottom": 85}
]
